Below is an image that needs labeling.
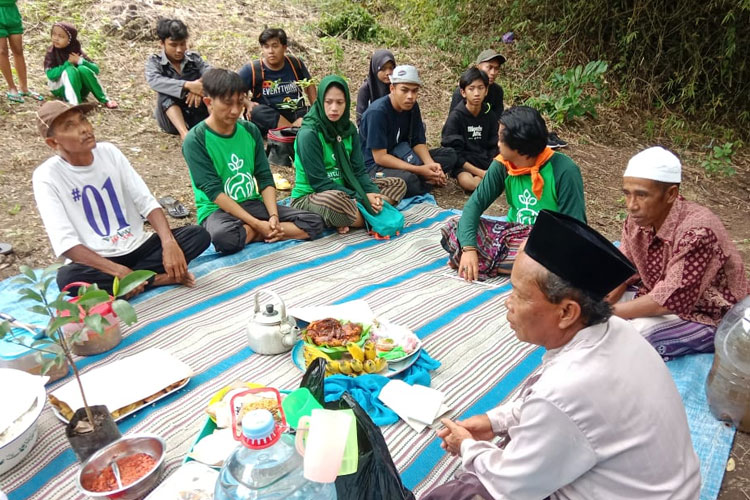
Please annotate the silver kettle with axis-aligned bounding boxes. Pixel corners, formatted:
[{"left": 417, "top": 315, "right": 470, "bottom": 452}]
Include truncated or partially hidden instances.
[{"left": 246, "top": 290, "right": 299, "bottom": 355}]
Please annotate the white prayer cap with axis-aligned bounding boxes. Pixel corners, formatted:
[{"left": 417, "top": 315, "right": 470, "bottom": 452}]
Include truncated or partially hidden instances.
[{"left": 623, "top": 146, "right": 682, "bottom": 183}]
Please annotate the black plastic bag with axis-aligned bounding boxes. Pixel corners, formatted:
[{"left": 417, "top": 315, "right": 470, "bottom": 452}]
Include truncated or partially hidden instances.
[{"left": 300, "top": 359, "right": 416, "bottom": 500}]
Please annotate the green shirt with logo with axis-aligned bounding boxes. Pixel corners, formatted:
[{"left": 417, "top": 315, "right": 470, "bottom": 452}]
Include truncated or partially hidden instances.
[
  {"left": 182, "top": 120, "right": 275, "bottom": 223},
  {"left": 291, "top": 128, "right": 378, "bottom": 200},
  {"left": 457, "top": 152, "right": 587, "bottom": 248}
]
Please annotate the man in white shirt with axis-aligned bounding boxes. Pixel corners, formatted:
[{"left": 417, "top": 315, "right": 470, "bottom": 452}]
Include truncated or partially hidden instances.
[
  {"left": 425, "top": 210, "right": 701, "bottom": 500},
  {"left": 33, "top": 101, "right": 211, "bottom": 296}
]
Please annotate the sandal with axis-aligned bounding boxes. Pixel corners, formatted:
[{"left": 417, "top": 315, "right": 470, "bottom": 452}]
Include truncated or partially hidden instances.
[
  {"left": 6, "top": 92, "right": 23, "bottom": 103},
  {"left": 20, "top": 90, "right": 44, "bottom": 101},
  {"left": 104, "top": 100, "right": 119, "bottom": 109},
  {"left": 273, "top": 173, "right": 292, "bottom": 190},
  {"left": 158, "top": 196, "right": 189, "bottom": 218}
]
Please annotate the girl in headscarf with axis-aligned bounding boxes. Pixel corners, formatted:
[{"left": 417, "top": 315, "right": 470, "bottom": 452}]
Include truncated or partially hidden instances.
[
  {"left": 291, "top": 75, "right": 406, "bottom": 233},
  {"left": 44, "top": 22, "right": 117, "bottom": 108},
  {"left": 355, "top": 49, "right": 395, "bottom": 125}
]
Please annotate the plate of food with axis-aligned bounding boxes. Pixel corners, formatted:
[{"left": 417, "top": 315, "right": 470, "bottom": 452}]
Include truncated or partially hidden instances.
[
  {"left": 291, "top": 338, "right": 419, "bottom": 379},
  {"left": 302, "top": 318, "right": 371, "bottom": 358},
  {"left": 370, "top": 319, "right": 422, "bottom": 363}
]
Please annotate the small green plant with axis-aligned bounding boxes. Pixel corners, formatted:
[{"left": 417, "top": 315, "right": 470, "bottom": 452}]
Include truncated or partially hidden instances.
[
  {"left": 318, "top": 3, "right": 380, "bottom": 42},
  {"left": 0, "top": 265, "right": 153, "bottom": 430},
  {"left": 701, "top": 141, "right": 738, "bottom": 177},
  {"left": 526, "top": 60, "right": 609, "bottom": 124},
  {"left": 320, "top": 36, "right": 345, "bottom": 74}
]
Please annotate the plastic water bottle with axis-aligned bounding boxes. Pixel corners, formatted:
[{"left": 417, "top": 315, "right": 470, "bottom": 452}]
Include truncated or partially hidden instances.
[
  {"left": 706, "top": 296, "right": 750, "bottom": 431},
  {"left": 215, "top": 409, "right": 337, "bottom": 500}
]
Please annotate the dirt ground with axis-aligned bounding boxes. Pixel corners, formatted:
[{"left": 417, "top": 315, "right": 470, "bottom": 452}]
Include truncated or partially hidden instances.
[{"left": 0, "top": 0, "right": 748, "bottom": 495}]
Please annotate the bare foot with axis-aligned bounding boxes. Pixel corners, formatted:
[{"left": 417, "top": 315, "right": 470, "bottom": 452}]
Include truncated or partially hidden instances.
[
  {"left": 447, "top": 259, "right": 457, "bottom": 269},
  {"left": 153, "top": 271, "right": 196, "bottom": 288},
  {"left": 104, "top": 100, "right": 119, "bottom": 109},
  {"left": 337, "top": 226, "right": 350, "bottom": 234}
]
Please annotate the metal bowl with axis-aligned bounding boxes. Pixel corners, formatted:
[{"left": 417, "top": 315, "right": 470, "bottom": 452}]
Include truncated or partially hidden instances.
[{"left": 76, "top": 434, "right": 166, "bottom": 499}]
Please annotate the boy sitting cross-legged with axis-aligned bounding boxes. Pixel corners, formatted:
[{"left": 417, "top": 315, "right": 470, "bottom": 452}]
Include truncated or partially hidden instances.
[{"left": 182, "top": 68, "right": 324, "bottom": 254}]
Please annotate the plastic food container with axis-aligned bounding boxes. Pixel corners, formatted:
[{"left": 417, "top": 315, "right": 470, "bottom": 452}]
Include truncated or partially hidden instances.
[{"left": 0, "top": 327, "right": 68, "bottom": 383}]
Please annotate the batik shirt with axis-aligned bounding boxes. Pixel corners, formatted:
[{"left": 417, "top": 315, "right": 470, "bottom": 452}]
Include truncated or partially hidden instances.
[{"left": 619, "top": 196, "right": 748, "bottom": 326}]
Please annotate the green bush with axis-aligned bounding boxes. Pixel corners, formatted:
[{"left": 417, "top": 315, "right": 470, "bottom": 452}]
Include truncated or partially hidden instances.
[
  {"left": 701, "top": 141, "right": 739, "bottom": 177},
  {"left": 318, "top": 3, "right": 381, "bottom": 42},
  {"left": 357, "top": 0, "right": 750, "bottom": 131},
  {"left": 526, "top": 61, "right": 608, "bottom": 124}
]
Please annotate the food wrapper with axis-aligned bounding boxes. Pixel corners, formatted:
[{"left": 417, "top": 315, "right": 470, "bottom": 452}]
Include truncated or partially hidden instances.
[{"left": 49, "top": 348, "right": 192, "bottom": 421}]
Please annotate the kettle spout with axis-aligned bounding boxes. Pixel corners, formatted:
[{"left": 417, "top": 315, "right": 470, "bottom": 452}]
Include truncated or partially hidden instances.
[{"left": 282, "top": 326, "right": 300, "bottom": 348}]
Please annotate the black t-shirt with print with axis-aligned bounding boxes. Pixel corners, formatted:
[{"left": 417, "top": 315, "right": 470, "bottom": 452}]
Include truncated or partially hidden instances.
[{"left": 238, "top": 58, "right": 312, "bottom": 111}]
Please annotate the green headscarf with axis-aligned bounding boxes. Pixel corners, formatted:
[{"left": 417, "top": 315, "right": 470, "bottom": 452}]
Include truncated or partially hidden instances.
[{"left": 301, "top": 75, "right": 375, "bottom": 214}]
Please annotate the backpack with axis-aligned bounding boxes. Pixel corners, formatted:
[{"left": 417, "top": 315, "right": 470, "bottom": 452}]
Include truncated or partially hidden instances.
[{"left": 248, "top": 55, "right": 305, "bottom": 101}]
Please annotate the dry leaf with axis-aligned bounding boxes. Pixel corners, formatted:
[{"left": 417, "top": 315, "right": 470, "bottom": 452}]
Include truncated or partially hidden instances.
[{"left": 726, "top": 457, "right": 736, "bottom": 472}]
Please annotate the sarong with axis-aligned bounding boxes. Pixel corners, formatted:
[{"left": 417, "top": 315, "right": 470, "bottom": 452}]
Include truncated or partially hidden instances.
[{"left": 440, "top": 216, "right": 531, "bottom": 279}]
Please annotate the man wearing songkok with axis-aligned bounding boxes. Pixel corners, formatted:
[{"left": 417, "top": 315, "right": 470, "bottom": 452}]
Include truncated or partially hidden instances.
[
  {"left": 424, "top": 209, "right": 701, "bottom": 500},
  {"left": 608, "top": 146, "right": 748, "bottom": 359}
]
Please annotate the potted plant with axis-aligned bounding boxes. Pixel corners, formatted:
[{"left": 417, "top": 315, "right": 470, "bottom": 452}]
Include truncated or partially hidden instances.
[{"left": 0, "top": 264, "right": 154, "bottom": 461}]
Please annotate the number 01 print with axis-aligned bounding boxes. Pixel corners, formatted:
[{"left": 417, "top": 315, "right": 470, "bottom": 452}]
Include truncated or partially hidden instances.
[{"left": 81, "top": 177, "right": 129, "bottom": 237}]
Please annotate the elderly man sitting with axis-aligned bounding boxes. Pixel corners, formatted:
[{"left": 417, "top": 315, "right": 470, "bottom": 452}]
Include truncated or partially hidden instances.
[
  {"left": 424, "top": 210, "right": 700, "bottom": 500},
  {"left": 608, "top": 147, "right": 748, "bottom": 359}
]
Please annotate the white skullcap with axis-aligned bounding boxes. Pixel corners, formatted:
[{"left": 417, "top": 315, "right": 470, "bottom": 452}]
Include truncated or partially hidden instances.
[{"left": 623, "top": 146, "right": 681, "bottom": 183}]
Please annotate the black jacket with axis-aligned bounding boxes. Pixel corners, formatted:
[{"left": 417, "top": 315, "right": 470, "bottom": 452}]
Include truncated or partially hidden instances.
[
  {"left": 441, "top": 100, "right": 499, "bottom": 169},
  {"left": 449, "top": 82, "right": 504, "bottom": 117}
]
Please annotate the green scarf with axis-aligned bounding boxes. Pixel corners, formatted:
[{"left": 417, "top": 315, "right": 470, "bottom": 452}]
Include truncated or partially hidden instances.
[{"left": 301, "top": 75, "right": 375, "bottom": 214}]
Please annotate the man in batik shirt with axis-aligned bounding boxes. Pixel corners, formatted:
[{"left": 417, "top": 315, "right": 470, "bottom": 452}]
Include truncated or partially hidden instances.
[{"left": 609, "top": 146, "right": 748, "bottom": 359}]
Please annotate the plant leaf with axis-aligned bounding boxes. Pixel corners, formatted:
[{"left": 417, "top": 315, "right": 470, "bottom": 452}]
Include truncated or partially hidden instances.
[
  {"left": 74, "top": 289, "right": 111, "bottom": 309},
  {"left": 111, "top": 299, "right": 137, "bottom": 325},
  {"left": 47, "top": 315, "right": 80, "bottom": 336},
  {"left": 40, "top": 264, "right": 62, "bottom": 279},
  {"left": 19, "top": 287, "right": 43, "bottom": 303},
  {"left": 29, "top": 305, "right": 51, "bottom": 317},
  {"left": 20, "top": 265, "right": 37, "bottom": 281},
  {"left": 84, "top": 314, "right": 105, "bottom": 335},
  {"left": 0, "top": 321, "right": 10, "bottom": 339},
  {"left": 12, "top": 275, "right": 34, "bottom": 286},
  {"left": 115, "top": 270, "right": 155, "bottom": 297},
  {"left": 49, "top": 299, "right": 80, "bottom": 315}
]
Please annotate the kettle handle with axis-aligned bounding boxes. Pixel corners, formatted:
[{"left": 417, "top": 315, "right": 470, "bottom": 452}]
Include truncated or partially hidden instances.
[{"left": 254, "top": 289, "right": 286, "bottom": 319}]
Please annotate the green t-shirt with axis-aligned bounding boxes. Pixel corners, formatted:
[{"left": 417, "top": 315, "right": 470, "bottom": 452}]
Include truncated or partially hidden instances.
[
  {"left": 290, "top": 127, "right": 378, "bottom": 201},
  {"left": 292, "top": 132, "right": 351, "bottom": 198},
  {"left": 182, "top": 120, "right": 275, "bottom": 223},
  {"left": 457, "top": 152, "right": 587, "bottom": 248},
  {"left": 504, "top": 163, "right": 559, "bottom": 224}
]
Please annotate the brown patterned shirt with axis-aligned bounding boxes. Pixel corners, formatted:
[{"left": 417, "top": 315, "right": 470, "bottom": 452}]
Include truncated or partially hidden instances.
[{"left": 619, "top": 196, "right": 748, "bottom": 326}]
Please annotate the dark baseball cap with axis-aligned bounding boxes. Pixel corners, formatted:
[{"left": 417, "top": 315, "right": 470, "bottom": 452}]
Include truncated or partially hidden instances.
[
  {"left": 36, "top": 101, "right": 97, "bottom": 138},
  {"left": 476, "top": 49, "right": 506, "bottom": 66}
]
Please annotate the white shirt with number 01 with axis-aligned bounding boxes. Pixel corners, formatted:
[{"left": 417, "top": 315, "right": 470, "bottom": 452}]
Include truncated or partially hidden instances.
[{"left": 33, "top": 142, "right": 161, "bottom": 259}]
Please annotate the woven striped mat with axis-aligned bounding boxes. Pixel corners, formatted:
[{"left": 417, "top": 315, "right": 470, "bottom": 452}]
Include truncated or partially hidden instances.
[
  {"left": 1, "top": 203, "right": 539, "bottom": 499},
  {"left": 0, "top": 202, "right": 732, "bottom": 499}
]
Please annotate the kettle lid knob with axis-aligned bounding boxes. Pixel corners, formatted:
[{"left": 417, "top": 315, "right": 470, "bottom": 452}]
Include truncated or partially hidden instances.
[{"left": 264, "top": 304, "right": 275, "bottom": 316}]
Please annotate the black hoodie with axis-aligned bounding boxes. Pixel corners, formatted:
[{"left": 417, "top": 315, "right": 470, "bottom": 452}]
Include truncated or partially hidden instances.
[{"left": 441, "top": 100, "right": 500, "bottom": 170}]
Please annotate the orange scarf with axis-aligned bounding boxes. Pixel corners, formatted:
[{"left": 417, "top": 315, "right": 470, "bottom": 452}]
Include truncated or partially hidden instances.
[{"left": 495, "top": 147, "right": 555, "bottom": 200}]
